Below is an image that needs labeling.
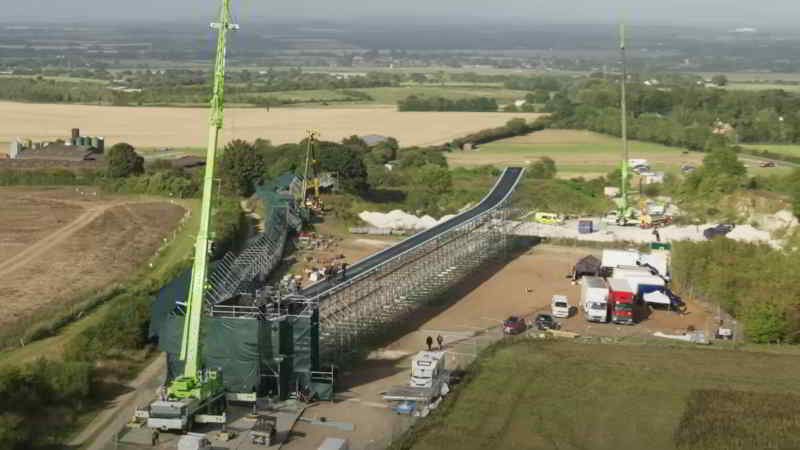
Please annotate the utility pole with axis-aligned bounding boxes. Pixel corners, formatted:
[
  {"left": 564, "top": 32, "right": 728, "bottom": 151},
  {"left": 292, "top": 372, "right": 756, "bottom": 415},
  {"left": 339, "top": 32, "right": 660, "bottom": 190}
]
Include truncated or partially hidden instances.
[{"left": 619, "top": 23, "right": 630, "bottom": 224}]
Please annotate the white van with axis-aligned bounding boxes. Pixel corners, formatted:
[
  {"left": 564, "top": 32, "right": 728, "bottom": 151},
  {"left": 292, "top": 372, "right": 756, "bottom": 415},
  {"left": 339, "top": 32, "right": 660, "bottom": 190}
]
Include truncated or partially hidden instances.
[
  {"left": 551, "top": 295, "right": 570, "bottom": 318},
  {"left": 319, "top": 437, "right": 350, "bottom": 450},
  {"left": 178, "top": 433, "right": 212, "bottom": 450}
]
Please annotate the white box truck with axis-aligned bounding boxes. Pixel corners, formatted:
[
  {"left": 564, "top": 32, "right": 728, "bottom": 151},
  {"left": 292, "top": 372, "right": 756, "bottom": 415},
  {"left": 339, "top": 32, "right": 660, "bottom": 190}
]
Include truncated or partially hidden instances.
[
  {"left": 625, "top": 275, "right": 666, "bottom": 298},
  {"left": 409, "top": 351, "right": 445, "bottom": 388},
  {"left": 581, "top": 277, "right": 609, "bottom": 323},
  {"left": 318, "top": 437, "right": 349, "bottom": 450},
  {"left": 612, "top": 265, "right": 655, "bottom": 279},
  {"left": 601, "top": 250, "right": 640, "bottom": 270}
]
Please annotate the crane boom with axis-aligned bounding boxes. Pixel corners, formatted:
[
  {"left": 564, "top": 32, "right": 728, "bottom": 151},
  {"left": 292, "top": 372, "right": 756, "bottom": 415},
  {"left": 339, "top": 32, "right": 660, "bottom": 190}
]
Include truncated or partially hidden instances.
[{"left": 179, "top": 0, "right": 239, "bottom": 379}]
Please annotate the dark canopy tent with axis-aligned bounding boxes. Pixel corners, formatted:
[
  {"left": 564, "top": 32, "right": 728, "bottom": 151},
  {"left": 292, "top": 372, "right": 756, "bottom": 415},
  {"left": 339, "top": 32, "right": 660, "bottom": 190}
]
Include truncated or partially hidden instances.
[{"left": 572, "top": 255, "right": 601, "bottom": 280}]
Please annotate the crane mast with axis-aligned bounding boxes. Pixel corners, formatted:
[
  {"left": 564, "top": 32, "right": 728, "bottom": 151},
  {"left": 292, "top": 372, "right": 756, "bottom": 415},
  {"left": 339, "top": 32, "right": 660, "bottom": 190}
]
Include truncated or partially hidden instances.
[
  {"left": 301, "top": 130, "right": 321, "bottom": 210},
  {"left": 179, "top": 0, "right": 239, "bottom": 381}
]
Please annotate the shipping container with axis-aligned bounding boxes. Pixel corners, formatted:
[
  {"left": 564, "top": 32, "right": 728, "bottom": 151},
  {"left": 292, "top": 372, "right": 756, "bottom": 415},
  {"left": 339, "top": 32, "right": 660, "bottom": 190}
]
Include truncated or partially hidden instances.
[{"left": 607, "top": 278, "right": 635, "bottom": 325}]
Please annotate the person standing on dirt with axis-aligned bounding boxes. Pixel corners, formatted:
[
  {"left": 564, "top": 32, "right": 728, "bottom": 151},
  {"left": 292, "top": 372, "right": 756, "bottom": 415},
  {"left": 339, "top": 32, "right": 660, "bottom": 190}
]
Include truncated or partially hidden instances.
[
  {"left": 426, "top": 336, "right": 433, "bottom": 351},
  {"left": 437, "top": 335, "right": 444, "bottom": 350},
  {"left": 652, "top": 227, "right": 661, "bottom": 242},
  {"left": 340, "top": 262, "right": 348, "bottom": 281},
  {"left": 151, "top": 429, "right": 159, "bottom": 447}
]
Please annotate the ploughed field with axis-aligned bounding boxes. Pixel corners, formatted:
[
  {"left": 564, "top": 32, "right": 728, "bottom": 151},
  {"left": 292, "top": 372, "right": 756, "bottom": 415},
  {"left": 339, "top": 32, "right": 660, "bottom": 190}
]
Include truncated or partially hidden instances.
[
  {"left": 399, "top": 339, "right": 800, "bottom": 450},
  {"left": 0, "top": 187, "right": 185, "bottom": 331}
]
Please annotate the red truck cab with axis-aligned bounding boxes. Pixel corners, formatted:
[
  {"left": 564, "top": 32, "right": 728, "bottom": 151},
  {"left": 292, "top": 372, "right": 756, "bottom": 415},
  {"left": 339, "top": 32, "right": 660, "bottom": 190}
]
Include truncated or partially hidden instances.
[{"left": 606, "top": 278, "right": 636, "bottom": 325}]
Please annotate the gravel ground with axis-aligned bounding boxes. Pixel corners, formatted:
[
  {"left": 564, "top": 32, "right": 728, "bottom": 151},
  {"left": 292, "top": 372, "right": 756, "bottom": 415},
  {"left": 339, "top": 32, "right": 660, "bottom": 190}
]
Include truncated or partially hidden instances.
[{"left": 513, "top": 219, "right": 782, "bottom": 248}]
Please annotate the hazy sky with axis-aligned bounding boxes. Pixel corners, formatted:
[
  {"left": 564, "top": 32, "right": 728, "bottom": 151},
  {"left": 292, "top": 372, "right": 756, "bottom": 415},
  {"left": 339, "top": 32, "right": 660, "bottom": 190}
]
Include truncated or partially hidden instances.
[{"left": 8, "top": 0, "right": 800, "bottom": 27}]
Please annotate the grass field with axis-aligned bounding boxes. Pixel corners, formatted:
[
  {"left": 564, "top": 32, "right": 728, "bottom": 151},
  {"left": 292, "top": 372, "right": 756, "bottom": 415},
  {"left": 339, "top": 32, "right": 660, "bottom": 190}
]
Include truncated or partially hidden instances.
[
  {"left": 447, "top": 129, "right": 794, "bottom": 178},
  {"left": 244, "top": 85, "right": 532, "bottom": 106},
  {"left": 725, "top": 82, "right": 800, "bottom": 92},
  {"left": 399, "top": 339, "right": 800, "bottom": 450},
  {"left": 446, "top": 129, "right": 705, "bottom": 178},
  {"left": 741, "top": 143, "right": 800, "bottom": 156},
  {"left": 701, "top": 72, "right": 800, "bottom": 83},
  {"left": 0, "top": 101, "right": 542, "bottom": 149}
]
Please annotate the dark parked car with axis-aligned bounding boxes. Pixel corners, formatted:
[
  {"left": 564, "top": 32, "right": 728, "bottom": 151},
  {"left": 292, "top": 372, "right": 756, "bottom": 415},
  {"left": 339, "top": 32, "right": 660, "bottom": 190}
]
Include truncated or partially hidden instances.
[
  {"left": 503, "top": 316, "right": 527, "bottom": 335},
  {"left": 703, "top": 224, "right": 735, "bottom": 240},
  {"left": 534, "top": 313, "right": 560, "bottom": 331},
  {"left": 760, "top": 161, "right": 777, "bottom": 168}
]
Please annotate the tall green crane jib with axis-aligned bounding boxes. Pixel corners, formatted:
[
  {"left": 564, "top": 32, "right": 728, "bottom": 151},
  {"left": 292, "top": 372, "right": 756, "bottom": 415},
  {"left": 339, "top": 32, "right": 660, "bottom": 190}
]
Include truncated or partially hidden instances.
[{"left": 173, "top": 0, "right": 238, "bottom": 397}]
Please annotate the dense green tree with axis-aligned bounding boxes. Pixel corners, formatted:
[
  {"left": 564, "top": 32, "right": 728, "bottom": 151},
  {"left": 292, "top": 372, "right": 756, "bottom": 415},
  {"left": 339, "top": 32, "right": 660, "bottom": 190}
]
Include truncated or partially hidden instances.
[
  {"left": 528, "top": 156, "right": 557, "bottom": 179},
  {"left": 711, "top": 74, "right": 728, "bottom": 86},
  {"left": 219, "top": 139, "right": 266, "bottom": 196},
  {"left": 744, "top": 301, "right": 788, "bottom": 343},
  {"left": 106, "top": 143, "right": 144, "bottom": 178},
  {"left": 398, "top": 148, "right": 448, "bottom": 169},
  {"left": 703, "top": 148, "right": 746, "bottom": 178},
  {"left": 341, "top": 135, "right": 368, "bottom": 151},
  {"left": 412, "top": 164, "right": 453, "bottom": 196},
  {"left": 317, "top": 143, "right": 369, "bottom": 194}
]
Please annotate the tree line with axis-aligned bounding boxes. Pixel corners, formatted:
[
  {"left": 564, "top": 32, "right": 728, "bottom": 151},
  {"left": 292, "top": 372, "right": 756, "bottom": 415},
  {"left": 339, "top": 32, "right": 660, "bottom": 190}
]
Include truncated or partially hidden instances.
[
  {"left": 450, "top": 117, "right": 546, "bottom": 148},
  {"left": 546, "top": 76, "right": 800, "bottom": 147},
  {"left": 671, "top": 238, "right": 800, "bottom": 344},
  {"left": 397, "top": 95, "right": 498, "bottom": 112}
]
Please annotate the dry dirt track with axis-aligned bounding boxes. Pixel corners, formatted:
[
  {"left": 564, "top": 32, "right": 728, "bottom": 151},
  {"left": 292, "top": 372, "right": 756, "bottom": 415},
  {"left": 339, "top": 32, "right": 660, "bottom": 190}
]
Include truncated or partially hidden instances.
[
  {"left": 0, "top": 101, "right": 543, "bottom": 148},
  {"left": 0, "top": 199, "right": 139, "bottom": 278},
  {"left": 0, "top": 188, "right": 186, "bottom": 329}
]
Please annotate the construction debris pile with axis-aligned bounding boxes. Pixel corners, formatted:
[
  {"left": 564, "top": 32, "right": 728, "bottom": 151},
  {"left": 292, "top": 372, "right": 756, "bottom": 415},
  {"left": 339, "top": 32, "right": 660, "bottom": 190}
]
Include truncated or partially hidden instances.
[
  {"left": 358, "top": 210, "right": 456, "bottom": 231},
  {"left": 282, "top": 232, "right": 350, "bottom": 290}
]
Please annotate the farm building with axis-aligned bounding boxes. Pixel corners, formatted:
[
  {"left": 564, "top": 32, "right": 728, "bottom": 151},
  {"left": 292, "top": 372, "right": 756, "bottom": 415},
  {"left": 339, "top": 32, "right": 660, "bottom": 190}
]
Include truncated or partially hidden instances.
[
  {"left": 14, "top": 143, "right": 101, "bottom": 162},
  {"left": 170, "top": 156, "right": 206, "bottom": 169},
  {"left": 360, "top": 134, "right": 390, "bottom": 146}
]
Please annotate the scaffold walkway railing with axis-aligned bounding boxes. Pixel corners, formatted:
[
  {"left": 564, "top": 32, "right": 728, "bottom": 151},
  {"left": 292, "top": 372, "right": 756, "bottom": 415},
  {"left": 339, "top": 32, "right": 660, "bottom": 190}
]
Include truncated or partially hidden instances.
[
  {"left": 295, "top": 167, "right": 526, "bottom": 362},
  {"left": 205, "top": 180, "right": 303, "bottom": 306}
]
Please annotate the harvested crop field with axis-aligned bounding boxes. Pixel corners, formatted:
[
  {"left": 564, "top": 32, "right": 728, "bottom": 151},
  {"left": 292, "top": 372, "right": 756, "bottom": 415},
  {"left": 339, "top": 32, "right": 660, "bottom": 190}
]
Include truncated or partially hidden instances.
[
  {"left": 0, "top": 101, "right": 542, "bottom": 149},
  {"left": 0, "top": 187, "right": 186, "bottom": 330}
]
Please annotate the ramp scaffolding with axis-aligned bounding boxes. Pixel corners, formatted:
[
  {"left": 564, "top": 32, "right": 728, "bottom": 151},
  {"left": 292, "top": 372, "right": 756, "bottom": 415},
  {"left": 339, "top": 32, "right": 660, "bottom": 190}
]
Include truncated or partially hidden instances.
[
  {"left": 300, "top": 167, "right": 526, "bottom": 363},
  {"left": 152, "top": 167, "right": 525, "bottom": 400}
]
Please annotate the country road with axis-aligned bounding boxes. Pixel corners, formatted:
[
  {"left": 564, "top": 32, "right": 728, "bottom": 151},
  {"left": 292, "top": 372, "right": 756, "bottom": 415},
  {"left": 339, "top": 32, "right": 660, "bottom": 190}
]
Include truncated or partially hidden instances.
[{"left": 69, "top": 355, "right": 166, "bottom": 450}]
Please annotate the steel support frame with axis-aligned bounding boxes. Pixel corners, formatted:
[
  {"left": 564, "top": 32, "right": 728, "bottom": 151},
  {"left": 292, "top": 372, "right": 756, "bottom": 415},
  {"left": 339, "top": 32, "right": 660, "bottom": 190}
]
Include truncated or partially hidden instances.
[{"left": 314, "top": 192, "right": 517, "bottom": 364}]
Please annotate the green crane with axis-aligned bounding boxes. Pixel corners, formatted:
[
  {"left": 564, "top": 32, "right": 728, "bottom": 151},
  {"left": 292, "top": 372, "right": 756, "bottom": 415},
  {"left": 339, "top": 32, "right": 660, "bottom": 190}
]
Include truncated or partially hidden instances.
[{"left": 170, "top": 0, "right": 238, "bottom": 400}]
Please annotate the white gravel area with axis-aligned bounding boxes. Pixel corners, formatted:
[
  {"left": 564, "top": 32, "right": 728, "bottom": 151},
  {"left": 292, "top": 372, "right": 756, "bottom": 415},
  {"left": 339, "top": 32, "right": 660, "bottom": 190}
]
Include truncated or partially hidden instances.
[
  {"left": 513, "top": 219, "right": 781, "bottom": 248},
  {"left": 359, "top": 209, "right": 456, "bottom": 230}
]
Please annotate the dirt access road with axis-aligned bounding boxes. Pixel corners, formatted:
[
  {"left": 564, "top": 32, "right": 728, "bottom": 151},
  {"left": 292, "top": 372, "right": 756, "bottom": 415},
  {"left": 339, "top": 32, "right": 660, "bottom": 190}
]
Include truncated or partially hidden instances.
[
  {"left": 0, "top": 187, "right": 186, "bottom": 333},
  {"left": 281, "top": 244, "right": 712, "bottom": 450}
]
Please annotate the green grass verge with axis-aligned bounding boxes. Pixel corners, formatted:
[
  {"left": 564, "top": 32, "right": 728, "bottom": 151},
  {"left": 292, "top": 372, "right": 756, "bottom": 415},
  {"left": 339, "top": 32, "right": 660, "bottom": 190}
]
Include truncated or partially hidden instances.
[
  {"left": 392, "top": 338, "right": 800, "bottom": 450},
  {"left": 725, "top": 82, "right": 800, "bottom": 92},
  {"left": 741, "top": 143, "right": 800, "bottom": 157}
]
